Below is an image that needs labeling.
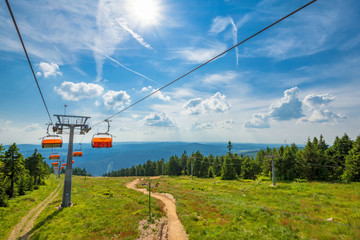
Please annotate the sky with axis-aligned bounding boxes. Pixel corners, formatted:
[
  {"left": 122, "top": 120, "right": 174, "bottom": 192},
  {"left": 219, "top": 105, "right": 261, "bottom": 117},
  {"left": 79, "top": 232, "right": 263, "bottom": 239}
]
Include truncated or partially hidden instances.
[{"left": 0, "top": 0, "right": 360, "bottom": 145}]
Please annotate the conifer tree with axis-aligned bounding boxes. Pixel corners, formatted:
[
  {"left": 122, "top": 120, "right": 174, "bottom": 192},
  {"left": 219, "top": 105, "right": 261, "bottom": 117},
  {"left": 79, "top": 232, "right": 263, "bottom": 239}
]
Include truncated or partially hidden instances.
[
  {"left": 221, "top": 156, "right": 237, "bottom": 180},
  {"left": 2, "top": 144, "right": 25, "bottom": 198},
  {"left": 342, "top": 136, "right": 360, "bottom": 182},
  {"left": 208, "top": 166, "right": 215, "bottom": 178}
]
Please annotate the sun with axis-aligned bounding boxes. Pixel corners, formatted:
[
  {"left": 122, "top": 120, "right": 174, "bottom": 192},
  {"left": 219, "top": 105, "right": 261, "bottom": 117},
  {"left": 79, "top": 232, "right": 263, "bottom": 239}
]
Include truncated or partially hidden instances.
[{"left": 128, "top": 0, "right": 162, "bottom": 26}]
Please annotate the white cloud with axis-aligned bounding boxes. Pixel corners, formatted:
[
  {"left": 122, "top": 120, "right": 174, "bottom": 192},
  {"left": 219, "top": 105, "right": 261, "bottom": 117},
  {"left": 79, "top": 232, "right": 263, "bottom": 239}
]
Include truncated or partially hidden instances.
[
  {"left": 118, "top": 126, "right": 132, "bottom": 132},
  {"left": 140, "top": 86, "right": 171, "bottom": 101},
  {"left": 301, "top": 93, "right": 345, "bottom": 123},
  {"left": 269, "top": 87, "right": 304, "bottom": 120},
  {"left": 141, "top": 86, "right": 152, "bottom": 92},
  {"left": 210, "top": 16, "right": 232, "bottom": 34},
  {"left": 304, "top": 110, "right": 345, "bottom": 123},
  {"left": 192, "top": 122, "right": 215, "bottom": 130},
  {"left": 219, "top": 119, "right": 235, "bottom": 129},
  {"left": 176, "top": 41, "right": 227, "bottom": 64},
  {"left": 54, "top": 81, "right": 104, "bottom": 101},
  {"left": 192, "top": 119, "right": 234, "bottom": 130},
  {"left": 303, "top": 94, "right": 335, "bottom": 108},
  {"left": 94, "top": 0, "right": 128, "bottom": 82},
  {"left": 202, "top": 71, "right": 238, "bottom": 86},
  {"left": 244, "top": 87, "right": 346, "bottom": 128},
  {"left": 37, "top": 62, "right": 62, "bottom": 78},
  {"left": 103, "top": 90, "right": 131, "bottom": 110},
  {"left": 184, "top": 92, "right": 231, "bottom": 115},
  {"left": 143, "top": 112, "right": 176, "bottom": 127},
  {"left": 0, "top": 119, "right": 12, "bottom": 133},
  {"left": 25, "top": 123, "right": 42, "bottom": 132},
  {"left": 244, "top": 113, "right": 270, "bottom": 129},
  {"left": 209, "top": 16, "right": 239, "bottom": 65}
]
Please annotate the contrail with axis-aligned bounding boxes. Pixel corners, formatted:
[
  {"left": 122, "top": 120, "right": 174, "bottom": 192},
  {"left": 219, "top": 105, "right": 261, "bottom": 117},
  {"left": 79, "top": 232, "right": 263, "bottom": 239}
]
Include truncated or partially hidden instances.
[
  {"left": 229, "top": 17, "right": 239, "bottom": 67},
  {"left": 116, "top": 18, "right": 153, "bottom": 50},
  {"left": 87, "top": 43, "right": 161, "bottom": 86}
]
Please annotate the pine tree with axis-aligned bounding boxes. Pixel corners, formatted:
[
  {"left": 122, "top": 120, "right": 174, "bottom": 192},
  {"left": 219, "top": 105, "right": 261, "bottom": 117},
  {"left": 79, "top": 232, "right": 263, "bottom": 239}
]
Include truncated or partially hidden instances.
[
  {"left": 2, "top": 144, "right": 25, "bottom": 198},
  {"left": 302, "top": 137, "right": 319, "bottom": 180},
  {"left": 221, "top": 156, "right": 237, "bottom": 180},
  {"left": 208, "top": 166, "right": 215, "bottom": 178},
  {"left": 0, "top": 145, "right": 8, "bottom": 206},
  {"left": 326, "top": 134, "right": 353, "bottom": 180},
  {"left": 280, "top": 146, "right": 296, "bottom": 180},
  {"left": 200, "top": 157, "right": 210, "bottom": 178},
  {"left": 213, "top": 156, "right": 221, "bottom": 177},
  {"left": 179, "top": 151, "right": 188, "bottom": 175},
  {"left": 227, "top": 141, "right": 233, "bottom": 153},
  {"left": 342, "top": 136, "right": 360, "bottom": 182}
]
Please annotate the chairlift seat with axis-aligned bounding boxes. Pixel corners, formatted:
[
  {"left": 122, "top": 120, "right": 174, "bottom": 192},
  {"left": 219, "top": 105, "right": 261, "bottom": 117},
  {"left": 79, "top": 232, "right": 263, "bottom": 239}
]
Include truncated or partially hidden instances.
[
  {"left": 42, "top": 135, "right": 63, "bottom": 148},
  {"left": 49, "top": 154, "right": 60, "bottom": 160},
  {"left": 73, "top": 151, "right": 83, "bottom": 157},
  {"left": 91, "top": 134, "right": 113, "bottom": 148}
]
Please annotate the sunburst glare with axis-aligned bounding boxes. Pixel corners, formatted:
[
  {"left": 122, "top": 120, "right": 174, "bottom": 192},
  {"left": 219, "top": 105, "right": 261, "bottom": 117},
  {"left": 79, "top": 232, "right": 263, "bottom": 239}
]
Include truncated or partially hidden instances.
[{"left": 128, "top": 0, "right": 162, "bottom": 26}]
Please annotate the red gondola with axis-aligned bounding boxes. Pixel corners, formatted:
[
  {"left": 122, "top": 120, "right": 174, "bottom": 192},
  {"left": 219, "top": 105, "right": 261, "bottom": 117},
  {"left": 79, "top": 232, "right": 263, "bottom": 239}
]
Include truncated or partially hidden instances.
[
  {"left": 60, "top": 166, "right": 64, "bottom": 170},
  {"left": 52, "top": 162, "right": 59, "bottom": 166}
]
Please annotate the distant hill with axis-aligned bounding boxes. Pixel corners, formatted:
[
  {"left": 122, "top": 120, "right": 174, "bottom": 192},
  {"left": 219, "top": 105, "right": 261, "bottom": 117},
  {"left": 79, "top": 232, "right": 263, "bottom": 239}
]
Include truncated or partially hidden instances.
[{"left": 6, "top": 142, "right": 285, "bottom": 176}]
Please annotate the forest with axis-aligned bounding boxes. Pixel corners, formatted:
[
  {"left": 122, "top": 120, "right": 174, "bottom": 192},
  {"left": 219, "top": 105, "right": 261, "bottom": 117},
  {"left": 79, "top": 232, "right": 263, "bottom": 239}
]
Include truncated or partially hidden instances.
[
  {"left": 0, "top": 144, "right": 51, "bottom": 207},
  {"left": 104, "top": 134, "right": 360, "bottom": 183}
]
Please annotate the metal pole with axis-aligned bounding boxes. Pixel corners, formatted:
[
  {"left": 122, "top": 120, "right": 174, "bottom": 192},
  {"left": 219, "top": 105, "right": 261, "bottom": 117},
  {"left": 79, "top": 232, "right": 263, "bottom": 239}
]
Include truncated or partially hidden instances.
[
  {"left": 58, "top": 160, "right": 61, "bottom": 178},
  {"left": 272, "top": 156, "right": 276, "bottom": 186},
  {"left": 148, "top": 181, "right": 151, "bottom": 220},
  {"left": 191, "top": 157, "right": 193, "bottom": 180},
  {"left": 61, "top": 125, "right": 74, "bottom": 208}
]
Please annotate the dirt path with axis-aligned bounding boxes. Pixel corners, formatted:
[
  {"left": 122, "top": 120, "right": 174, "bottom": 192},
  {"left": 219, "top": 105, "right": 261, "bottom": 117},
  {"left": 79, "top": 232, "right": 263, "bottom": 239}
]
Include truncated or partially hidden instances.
[
  {"left": 8, "top": 182, "right": 61, "bottom": 240},
  {"left": 126, "top": 178, "right": 188, "bottom": 240}
]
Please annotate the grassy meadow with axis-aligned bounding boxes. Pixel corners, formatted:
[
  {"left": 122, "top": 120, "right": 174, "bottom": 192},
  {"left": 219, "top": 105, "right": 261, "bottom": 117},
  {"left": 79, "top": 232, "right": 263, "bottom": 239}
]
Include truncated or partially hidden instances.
[
  {"left": 1, "top": 175, "right": 360, "bottom": 239},
  {"left": 0, "top": 175, "right": 59, "bottom": 240},
  {"left": 28, "top": 176, "right": 164, "bottom": 239},
  {"left": 0, "top": 176, "right": 164, "bottom": 240},
  {"left": 151, "top": 176, "right": 360, "bottom": 240}
]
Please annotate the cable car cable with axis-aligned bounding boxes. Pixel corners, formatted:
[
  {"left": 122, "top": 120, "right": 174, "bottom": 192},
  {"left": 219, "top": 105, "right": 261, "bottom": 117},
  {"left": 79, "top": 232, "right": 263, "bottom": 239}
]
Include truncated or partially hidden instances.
[
  {"left": 92, "top": 0, "right": 318, "bottom": 128},
  {"left": 5, "top": 0, "right": 54, "bottom": 126}
]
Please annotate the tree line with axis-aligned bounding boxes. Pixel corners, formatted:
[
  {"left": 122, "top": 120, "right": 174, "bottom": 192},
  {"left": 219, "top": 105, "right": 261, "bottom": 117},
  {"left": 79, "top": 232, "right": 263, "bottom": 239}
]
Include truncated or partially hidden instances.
[
  {"left": 0, "top": 143, "right": 51, "bottom": 207},
  {"left": 103, "top": 134, "right": 360, "bottom": 183},
  {"left": 72, "top": 167, "right": 91, "bottom": 176}
]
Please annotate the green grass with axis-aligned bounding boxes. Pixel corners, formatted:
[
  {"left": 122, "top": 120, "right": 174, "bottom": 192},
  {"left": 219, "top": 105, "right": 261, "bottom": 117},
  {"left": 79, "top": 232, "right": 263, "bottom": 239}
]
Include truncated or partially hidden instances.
[
  {"left": 0, "top": 175, "right": 60, "bottom": 240},
  {"left": 29, "top": 176, "right": 164, "bottom": 239},
  {"left": 152, "top": 176, "right": 360, "bottom": 240},
  {"left": 2, "top": 175, "right": 359, "bottom": 239}
]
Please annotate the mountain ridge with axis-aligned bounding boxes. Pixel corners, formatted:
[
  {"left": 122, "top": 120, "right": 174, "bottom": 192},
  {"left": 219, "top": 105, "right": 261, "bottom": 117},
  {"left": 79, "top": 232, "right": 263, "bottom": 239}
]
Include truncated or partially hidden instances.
[{"left": 4, "top": 142, "right": 286, "bottom": 176}]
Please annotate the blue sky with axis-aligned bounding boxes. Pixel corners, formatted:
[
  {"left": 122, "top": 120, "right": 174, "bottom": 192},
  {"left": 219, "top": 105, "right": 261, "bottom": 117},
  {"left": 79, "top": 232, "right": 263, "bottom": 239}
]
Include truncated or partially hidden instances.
[{"left": 0, "top": 0, "right": 359, "bottom": 145}]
